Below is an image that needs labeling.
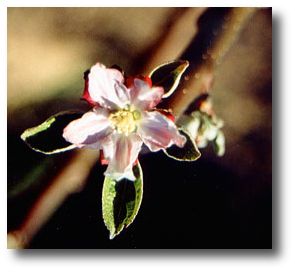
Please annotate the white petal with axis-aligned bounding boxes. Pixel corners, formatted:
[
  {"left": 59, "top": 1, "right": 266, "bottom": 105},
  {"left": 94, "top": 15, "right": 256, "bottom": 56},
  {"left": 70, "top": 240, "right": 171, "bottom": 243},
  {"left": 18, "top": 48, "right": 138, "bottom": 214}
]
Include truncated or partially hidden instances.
[
  {"left": 138, "top": 111, "right": 186, "bottom": 152},
  {"left": 88, "top": 63, "right": 130, "bottom": 109},
  {"left": 63, "top": 107, "right": 113, "bottom": 149},
  {"left": 114, "top": 81, "right": 130, "bottom": 105},
  {"left": 104, "top": 133, "right": 143, "bottom": 181},
  {"left": 130, "top": 79, "right": 164, "bottom": 110}
]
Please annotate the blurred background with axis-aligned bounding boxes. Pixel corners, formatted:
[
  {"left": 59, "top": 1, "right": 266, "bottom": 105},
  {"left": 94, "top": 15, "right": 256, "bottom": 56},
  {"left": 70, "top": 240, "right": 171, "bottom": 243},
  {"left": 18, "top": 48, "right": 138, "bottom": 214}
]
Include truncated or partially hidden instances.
[{"left": 7, "top": 7, "right": 272, "bottom": 249}]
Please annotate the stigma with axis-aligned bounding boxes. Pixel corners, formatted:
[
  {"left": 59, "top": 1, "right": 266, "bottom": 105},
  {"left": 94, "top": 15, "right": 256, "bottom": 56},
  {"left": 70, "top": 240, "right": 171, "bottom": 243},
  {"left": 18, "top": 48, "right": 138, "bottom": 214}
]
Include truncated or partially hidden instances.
[{"left": 109, "top": 108, "right": 141, "bottom": 135}]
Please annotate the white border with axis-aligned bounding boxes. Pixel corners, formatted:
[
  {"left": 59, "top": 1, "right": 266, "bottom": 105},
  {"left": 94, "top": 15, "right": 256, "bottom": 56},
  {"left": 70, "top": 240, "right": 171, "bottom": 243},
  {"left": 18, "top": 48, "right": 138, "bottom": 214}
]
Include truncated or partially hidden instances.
[{"left": 3, "top": 1, "right": 295, "bottom": 272}]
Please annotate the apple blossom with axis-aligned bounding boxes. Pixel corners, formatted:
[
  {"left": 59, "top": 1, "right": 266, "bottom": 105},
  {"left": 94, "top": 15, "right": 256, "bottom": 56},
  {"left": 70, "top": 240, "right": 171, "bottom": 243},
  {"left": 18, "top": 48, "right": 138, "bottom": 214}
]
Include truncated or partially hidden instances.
[{"left": 62, "top": 63, "right": 186, "bottom": 181}]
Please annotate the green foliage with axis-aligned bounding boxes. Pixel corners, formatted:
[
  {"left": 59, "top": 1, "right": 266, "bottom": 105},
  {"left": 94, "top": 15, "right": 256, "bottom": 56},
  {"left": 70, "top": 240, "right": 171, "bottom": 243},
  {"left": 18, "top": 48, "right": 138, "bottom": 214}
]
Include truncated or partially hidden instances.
[
  {"left": 21, "top": 111, "right": 83, "bottom": 154},
  {"left": 102, "top": 162, "right": 143, "bottom": 239},
  {"left": 149, "top": 60, "right": 189, "bottom": 98},
  {"left": 164, "top": 128, "right": 201, "bottom": 161}
]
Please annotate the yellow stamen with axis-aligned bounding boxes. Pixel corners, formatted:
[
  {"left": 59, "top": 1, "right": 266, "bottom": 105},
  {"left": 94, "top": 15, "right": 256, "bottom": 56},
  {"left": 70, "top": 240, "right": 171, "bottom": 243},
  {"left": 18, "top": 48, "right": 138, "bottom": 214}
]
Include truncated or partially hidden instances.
[{"left": 109, "top": 109, "right": 141, "bottom": 135}]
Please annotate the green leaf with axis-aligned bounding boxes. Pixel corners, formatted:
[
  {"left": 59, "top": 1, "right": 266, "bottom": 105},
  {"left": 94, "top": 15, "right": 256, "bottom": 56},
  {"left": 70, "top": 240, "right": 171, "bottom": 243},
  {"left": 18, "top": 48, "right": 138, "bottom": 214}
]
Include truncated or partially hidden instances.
[
  {"left": 102, "top": 162, "right": 143, "bottom": 239},
  {"left": 21, "top": 111, "right": 83, "bottom": 154},
  {"left": 213, "top": 131, "right": 225, "bottom": 156},
  {"left": 149, "top": 60, "right": 189, "bottom": 98},
  {"left": 164, "top": 128, "right": 201, "bottom": 161}
]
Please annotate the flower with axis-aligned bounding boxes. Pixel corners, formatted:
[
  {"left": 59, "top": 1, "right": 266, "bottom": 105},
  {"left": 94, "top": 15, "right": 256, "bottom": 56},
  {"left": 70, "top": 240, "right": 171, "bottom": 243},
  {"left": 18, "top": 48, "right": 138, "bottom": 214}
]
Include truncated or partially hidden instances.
[{"left": 63, "top": 63, "right": 186, "bottom": 181}]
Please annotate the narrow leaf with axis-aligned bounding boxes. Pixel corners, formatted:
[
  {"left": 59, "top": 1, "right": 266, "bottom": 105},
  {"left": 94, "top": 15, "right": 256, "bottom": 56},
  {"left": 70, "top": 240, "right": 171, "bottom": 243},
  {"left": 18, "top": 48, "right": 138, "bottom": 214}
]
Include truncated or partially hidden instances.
[
  {"left": 164, "top": 128, "right": 201, "bottom": 161},
  {"left": 149, "top": 60, "right": 189, "bottom": 98},
  {"left": 102, "top": 162, "right": 143, "bottom": 239},
  {"left": 21, "top": 111, "right": 83, "bottom": 154}
]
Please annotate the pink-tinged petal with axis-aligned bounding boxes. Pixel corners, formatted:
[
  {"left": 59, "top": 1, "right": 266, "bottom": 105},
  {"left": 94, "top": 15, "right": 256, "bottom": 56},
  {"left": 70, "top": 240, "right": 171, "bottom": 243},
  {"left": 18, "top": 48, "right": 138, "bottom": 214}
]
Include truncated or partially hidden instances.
[
  {"left": 104, "top": 133, "right": 143, "bottom": 181},
  {"left": 156, "top": 109, "right": 175, "bottom": 122},
  {"left": 138, "top": 111, "right": 186, "bottom": 152},
  {"left": 63, "top": 107, "right": 113, "bottom": 149},
  {"left": 81, "top": 70, "right": 97, "bottom": 106},
  {"left": 125, "top": 75, "right": 152, "bottom": 88},
  {"left": 100, "top": 150, "right": 109, "bottom": 165},
  {"left": 88, "top": 63, "right": 130, "bottom": 109},
  {"left": 113, "top": 81, "right": 130, "bottom": 105},
  {"left": 130, "top": 79, "right": 164, "bottom": 110}
]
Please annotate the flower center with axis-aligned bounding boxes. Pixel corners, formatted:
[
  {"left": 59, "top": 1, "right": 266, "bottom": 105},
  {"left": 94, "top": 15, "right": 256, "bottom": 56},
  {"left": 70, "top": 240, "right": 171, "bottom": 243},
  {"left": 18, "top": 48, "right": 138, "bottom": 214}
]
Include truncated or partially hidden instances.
[{"left": 109, "top": 109, "right": 141, "bottom": 135}]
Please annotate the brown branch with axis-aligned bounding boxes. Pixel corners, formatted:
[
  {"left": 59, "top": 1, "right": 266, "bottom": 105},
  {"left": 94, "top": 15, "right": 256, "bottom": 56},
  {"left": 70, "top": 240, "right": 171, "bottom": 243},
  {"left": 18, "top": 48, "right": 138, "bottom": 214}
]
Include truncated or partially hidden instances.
[
  {"left": 166, "top": 8, "right": 257, "bottom": 118},
  {"left": 139, "top": 7, "right": 207, "bottom": 74}
]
